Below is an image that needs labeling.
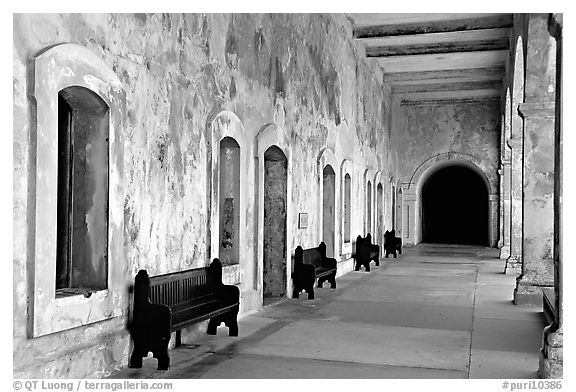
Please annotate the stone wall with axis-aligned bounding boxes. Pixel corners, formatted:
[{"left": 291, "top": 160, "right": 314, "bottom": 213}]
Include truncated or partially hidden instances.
[{"left": 13, "top": 13, "right": 392, "bottom": 378}]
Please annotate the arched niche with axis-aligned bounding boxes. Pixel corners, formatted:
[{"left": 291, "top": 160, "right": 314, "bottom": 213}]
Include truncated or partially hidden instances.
[
  {"left": 255, "top": 123, "right": 293, "bottom": 299},
  {"left": 373, "top": 171, "right": 384, "bottom": 247},
  {"left": 340, "top": 159, "right": 353, "bottom": 255},
  {"left": 362, "top": 168, "right": 377, "bottom": 237},
  {"left": 317, "top": 148, "right": 339, "bottom": 258},
  {"left": 209, "top": 110, "right": 249, "bottom": 285},
  {"left": 31, "top": 43, "right": 125, "bottom": 337}
]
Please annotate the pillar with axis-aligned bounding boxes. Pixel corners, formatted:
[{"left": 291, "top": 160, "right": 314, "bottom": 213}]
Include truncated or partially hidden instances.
[
  {"left": 403, "top": 188, "right": 416, "bottom": 246},
  {"left": 513, "top": 103, "right": 555, "bottom": 305},
  {"left": 499, "top": 161, "right": 512, "bottom": 259},
  {"left": 506, "top": 136, "right": 523, "bottom": 271},
  {"left": 539, "top": 12, "right": 562, "bottom": 379},
  {"left": 489, "top": 194, "right": 499, "bottom": 248}
]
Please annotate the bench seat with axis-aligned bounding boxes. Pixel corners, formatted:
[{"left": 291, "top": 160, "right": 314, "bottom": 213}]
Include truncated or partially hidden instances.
[{"left": 171, "top": 298, "right": 238, "bottom": 331}]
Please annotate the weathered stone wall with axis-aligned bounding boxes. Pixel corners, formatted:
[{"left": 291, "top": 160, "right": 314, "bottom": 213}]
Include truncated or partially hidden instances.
[
  {"left": 398, "top": 101, "right": 501, "bottom": 190},
  {"left": 13, "top": 13, "right": 391, "bottom": 377}
]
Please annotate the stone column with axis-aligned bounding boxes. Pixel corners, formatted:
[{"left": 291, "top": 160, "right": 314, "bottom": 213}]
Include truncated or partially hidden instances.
[
  {"left": 403, "top": 189, "right": 416, "bottom": 246},
  {"left": 489, "top": 194, "right": 499, "bottom": 248},
  {"left": 513, "top": 102, "right": 555, "bottom": 305},
  {"left": 499, "top": 161, "right": 511, "bottom": 259},
  {"left": 539, "top": 12, "right": 562, "bottom": 379},
  {"left": 506, "top": 136, "right": 523, "bottom": 271}
]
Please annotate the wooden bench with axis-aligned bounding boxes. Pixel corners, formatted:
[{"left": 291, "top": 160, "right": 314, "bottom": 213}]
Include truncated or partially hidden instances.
[
  {"left": 292, "top": 242, "right": 337, "bottom": 299},
  {"left": 384, "top": 229, "right": 402, "bottom": 258},
  {"left": 355, "top": 234, "right": 380, "bottom": 272},
  {"left": 128, "top": 258, "right": 240, "bottom": 370}
]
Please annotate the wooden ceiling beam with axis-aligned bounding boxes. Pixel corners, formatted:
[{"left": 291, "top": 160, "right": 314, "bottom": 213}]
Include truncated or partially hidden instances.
[
  {"left": 354, "top": 15, "right": 513, "bottom": 39},
  {"left": 366, "top": 38, "right": 509, "bottom": 57},
  {"left": 392, "top": 80, "right": 502, "bottom": 94},
  {"left": 384, "top": 67, "right": 506, "bottom": 82}
]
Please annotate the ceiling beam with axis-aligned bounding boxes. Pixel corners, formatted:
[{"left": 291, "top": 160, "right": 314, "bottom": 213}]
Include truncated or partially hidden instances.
[
  {"left": 392, "top": 80, "right": 502, "bottom": 94},
  {"left": 384, "top": 67, "right": 506, "bottom": 82},
  {"left": 394, "top": 89, "right": 501, "bottom": 102},
  {"left": 354, "top": 14, "right": 513, "bottom": 39},
  {"left": 400, "top": 97, "right": 500, "bottom": 105},
  {"left": 366, "top": 38, "right": 509, "bottom": 57}
]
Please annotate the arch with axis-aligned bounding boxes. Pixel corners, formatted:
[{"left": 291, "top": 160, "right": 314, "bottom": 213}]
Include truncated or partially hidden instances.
[
  {"left": 511, "top": 36, "right": 525, "bottom": 140},
  {"left": 209, "top": 110, "right": 249, "bottom": 284},
  {"left": 255, "top": 124, "right": 293, "bottom": 298},
  {"left": 317, "top": 148, "right": 339, "bottom": 258},
  {"left": 362, "top": 168, "right": 377, "bottom": 236},
  {"left": 340, "top": 159, "right": 353, "bottom": 254},
  {"left": 31, "top": 43, "right": 125, "bottom": 337},
  {"left": 410, "top": 152, "right": 494, "bottom": 195},
  {"left": 406, "top": 154, "right": 496, "bottom": 246},
  {"left": 261, "top": 145, "right": 288, "bottom": 302}
]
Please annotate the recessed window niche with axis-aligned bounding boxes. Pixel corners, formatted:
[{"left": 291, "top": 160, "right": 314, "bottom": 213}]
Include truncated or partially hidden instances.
[{"left": 219, "top": 137, "right": 241, "bottom": 266}]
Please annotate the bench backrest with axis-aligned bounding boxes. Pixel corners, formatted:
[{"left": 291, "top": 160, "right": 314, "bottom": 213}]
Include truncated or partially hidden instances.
[
  {"left": 295, "top": 242, "right": 328, "bottom": 269},
  {"left": 148, "top": 267, "right": 214, "bottom": 308}
]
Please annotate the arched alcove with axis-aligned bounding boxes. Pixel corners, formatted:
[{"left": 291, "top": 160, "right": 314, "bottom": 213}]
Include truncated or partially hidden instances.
[
  {"left": 323, "top": 164, "right": 336, "bottom": 257},
  {"left": 262, "top": 146, "right": 288, "bottom": 302},
  {"left": 366, "top": 180, "right": 372, "bottom": 235},
  {"left": 376, "top": 182, "right": 384, "bottom": 246},
  {"left": 421, "top": 165, "right": 489, "bottom": 246},
  {"left": 219, "top": 137, "right": 241, "bottom": 265}
]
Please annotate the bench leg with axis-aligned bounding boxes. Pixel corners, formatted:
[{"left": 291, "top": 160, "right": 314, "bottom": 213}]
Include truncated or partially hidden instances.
[
  {"left": 128, "top": 348, "right": 144, "bottom": 369},
  {"left": 329, "top": 273, "right": 336, "bottom": 289},
  {"left": 226, "top": 313, "right": 239, "bottom": 337},
  {"left": 306, "top": 287, "right": 315, "bottom": 300},
  {"left": 207, "top": 317, "right": 221, "bottom": 335},
  {"left": 292, "top": 288, "right": 300, "bottom": 298},
  {"left": 155, "top": 339, "right": 170, "bottom": 371},
  {"left": 317, "top": 277, "right": 324, "bottom": 288}
]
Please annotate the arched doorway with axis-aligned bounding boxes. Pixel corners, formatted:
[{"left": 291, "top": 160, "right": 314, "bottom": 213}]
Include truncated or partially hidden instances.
[
  {"left": 263, "top": 146, "right": 288, "bottom": 302},
  {"left": 323, "top": 165, "right": 336, "bottom": 257},
  {"left": 422, "top": 165, "right": 489, "bottom": 246}
]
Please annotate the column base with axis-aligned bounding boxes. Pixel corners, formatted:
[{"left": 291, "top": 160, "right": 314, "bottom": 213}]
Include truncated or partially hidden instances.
[
  {"left": 514, "top": 277, "right": 553, "bottom": 306},
  {"left": 538, "top": 325, "right": 563, "bottom": 379},
  {"left": 505, "top": 254, "right": 521, "bottom": 273},
  {"left": 499, "top": 245, "right": 511, "bottom": 260}
]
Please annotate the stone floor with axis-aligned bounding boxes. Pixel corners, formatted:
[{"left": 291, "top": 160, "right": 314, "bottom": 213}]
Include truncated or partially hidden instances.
[{"left": 110, "top": 243, "right": 545, "bottom": 379}]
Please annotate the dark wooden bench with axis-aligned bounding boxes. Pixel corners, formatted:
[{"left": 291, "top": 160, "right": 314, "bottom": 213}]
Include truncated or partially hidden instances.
[
  {"left": 128, "top": 258, "right": 240, "bottom": 370},
  {"left": 292, "top": 242, "right": 337, "bottom": 299},
  {"left": 384, "top": 229, "right": 402, "bottom": 258},
  {"left": 355, "top": 234, "right": 380, "bottom": 272}
]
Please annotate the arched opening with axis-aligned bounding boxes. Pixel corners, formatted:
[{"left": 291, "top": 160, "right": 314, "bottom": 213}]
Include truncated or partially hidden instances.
[
  {"left": 56, "top": 86, "right": 109, "bottom": 292},
  {"left": 422, "top": 165, "right": 489, "bottom": 246},
  {"left": 366, "top": 180, "right": 372, "bottom": 235},
  {"left": 262, "top": 146, "right": 287, "bottom": 302},
  {"left": 396, "top": 188, "right": 403, "bottom": 238},
  {"left": 391, "top": 185, "right": 396, "bottom": 230},
  {"left": 322, "top": 165, "right": 336, "bottom": 257},
  {"left": 343, "top": 173, "right": 351, "bottom": 243},
  {"left": 377, "top": 183, "right": 384, "bottom": 246},
  {"left": 219, "top": 137, "right": 241, "bottom": 265}
]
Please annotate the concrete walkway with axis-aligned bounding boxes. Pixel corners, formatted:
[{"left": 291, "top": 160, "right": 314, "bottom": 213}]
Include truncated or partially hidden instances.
[{"left": 110, "top": 244, "right": 545, "bottom": 379}]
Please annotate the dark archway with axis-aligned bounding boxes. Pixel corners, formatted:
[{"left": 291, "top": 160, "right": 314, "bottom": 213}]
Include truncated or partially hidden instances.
[{"left": 422, "top": 165, "right": 489, "bottom": 246}]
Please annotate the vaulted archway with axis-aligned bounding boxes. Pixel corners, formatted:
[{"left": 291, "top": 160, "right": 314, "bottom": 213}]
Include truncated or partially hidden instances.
[{"left": 421, "top": 165, "right": 489, "bottom": 246}]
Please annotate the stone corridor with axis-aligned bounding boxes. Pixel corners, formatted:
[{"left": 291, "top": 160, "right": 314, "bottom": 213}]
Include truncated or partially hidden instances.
[{"left": 110, "top": 244, "right": 544, "bottom": 379}]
